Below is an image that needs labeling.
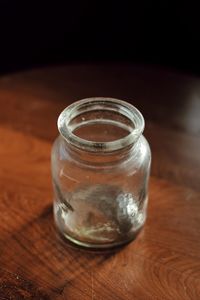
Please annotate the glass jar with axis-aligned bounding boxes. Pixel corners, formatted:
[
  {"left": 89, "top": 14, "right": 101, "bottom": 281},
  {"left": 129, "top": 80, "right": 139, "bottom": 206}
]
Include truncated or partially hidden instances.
[{"left": 51, "top": 98, "right": 151, "bottom": 249}]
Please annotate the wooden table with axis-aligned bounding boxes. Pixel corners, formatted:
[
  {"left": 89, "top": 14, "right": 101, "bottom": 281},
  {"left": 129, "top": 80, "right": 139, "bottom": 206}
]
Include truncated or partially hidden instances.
[{"left": 0, "top": 64, "right": 200, "bottom": 299}]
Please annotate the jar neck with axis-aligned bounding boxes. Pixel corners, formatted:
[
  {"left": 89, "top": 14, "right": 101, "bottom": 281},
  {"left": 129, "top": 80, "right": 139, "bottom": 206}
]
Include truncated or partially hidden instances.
[
  {"left": 58, "top": 97, "right": 144, "bottom": 160},
  {"left": 61, "top": 135, "right": 140, "bottom": 166}
]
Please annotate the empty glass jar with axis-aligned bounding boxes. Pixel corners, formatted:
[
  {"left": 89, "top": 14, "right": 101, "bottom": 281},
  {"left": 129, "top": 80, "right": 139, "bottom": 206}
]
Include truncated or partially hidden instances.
[{"left": 51, "top": 98, "right": 151, "bottom": 248}]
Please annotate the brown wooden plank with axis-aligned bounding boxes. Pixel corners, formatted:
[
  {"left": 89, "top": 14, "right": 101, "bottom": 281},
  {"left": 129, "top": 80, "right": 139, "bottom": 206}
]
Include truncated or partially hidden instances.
[{"left": 0, "top": 64, "right": 199, "bottom": 299}]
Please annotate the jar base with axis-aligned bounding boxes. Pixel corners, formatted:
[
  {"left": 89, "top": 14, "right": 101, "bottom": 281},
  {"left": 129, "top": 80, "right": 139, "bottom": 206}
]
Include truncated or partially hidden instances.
[
  {"left": 55, "top": 221, "right": 143, "bottom": 249},
  {"left": 53, "top": 183, "right": 147, "bottom": 249}
]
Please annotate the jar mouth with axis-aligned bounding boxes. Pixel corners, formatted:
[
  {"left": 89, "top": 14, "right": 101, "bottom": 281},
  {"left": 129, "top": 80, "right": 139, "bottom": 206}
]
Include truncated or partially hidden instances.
[{"left": 58, "top": 97, "right": 144, "bottom": 153}]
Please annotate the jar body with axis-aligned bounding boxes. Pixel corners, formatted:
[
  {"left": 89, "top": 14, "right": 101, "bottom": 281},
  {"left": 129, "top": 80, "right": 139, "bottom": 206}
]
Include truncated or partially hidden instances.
[{"left": 51, "top": 98, "right": 151, "bottom": 248}]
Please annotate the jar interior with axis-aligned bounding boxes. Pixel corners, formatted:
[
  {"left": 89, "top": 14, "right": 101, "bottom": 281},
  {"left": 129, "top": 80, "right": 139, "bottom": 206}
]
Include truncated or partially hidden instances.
[{"left": 71, "top": 110, "right": 133, "bottom": 142}]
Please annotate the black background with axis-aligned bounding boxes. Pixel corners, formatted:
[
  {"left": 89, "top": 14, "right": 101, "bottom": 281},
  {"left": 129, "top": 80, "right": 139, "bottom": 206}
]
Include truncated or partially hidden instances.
[{"left": 0, "top": 1, "right": 199, "bottom": 74}]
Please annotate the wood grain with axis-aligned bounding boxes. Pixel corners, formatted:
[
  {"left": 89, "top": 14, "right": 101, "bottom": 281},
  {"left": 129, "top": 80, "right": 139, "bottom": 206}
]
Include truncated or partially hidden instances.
[{"left": 0, "top": 63, "right": 200, "bottom": 299}]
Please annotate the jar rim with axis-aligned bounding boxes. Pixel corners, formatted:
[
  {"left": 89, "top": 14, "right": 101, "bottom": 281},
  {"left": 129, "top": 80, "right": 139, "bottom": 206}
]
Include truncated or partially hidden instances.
[{"left": 58, "top": 97, "right": 145, "bottom": 153}]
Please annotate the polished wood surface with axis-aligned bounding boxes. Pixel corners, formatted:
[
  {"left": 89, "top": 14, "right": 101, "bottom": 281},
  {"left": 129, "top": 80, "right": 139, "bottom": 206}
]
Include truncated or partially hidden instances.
[{"left": 0, "top": 64, "right": 200, "bottom": 299}]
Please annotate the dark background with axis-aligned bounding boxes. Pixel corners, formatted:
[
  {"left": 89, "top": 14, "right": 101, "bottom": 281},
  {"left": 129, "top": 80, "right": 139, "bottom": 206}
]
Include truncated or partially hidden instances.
[{"left": 0, "top": 1, "right": 199, "bottom": 74}]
